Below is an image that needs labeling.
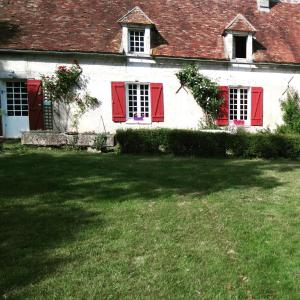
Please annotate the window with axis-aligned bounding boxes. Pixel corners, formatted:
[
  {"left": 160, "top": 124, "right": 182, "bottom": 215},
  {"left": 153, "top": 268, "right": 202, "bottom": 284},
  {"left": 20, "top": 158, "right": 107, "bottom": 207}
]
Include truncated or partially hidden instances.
[
  {"left": 129, "top": 30, "right": 145, "bottom": 53},
  {"left": 233, "top": 36, "right": 247, "bottom": 59},
  {"left": 229, "top": 88, "right": 249, "bottom": 122},
  {"left": 6, "top": 81, "right": 28, "bottom": 116},
  {"left": 127, "top": 83, "right": 150, "bottom": 122}
]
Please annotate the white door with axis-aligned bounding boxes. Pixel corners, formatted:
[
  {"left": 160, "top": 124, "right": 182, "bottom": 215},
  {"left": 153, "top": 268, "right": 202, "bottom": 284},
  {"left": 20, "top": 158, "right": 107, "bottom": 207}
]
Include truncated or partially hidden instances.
[{"left": 2, "top": 81, "right": 29, "bottom": 138}]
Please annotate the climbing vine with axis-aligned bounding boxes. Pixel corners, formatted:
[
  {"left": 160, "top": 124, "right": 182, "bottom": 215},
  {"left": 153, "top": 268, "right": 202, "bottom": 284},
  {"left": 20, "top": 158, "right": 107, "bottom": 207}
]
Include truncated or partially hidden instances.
[
  {"left": 176, "top": 64, "right": 222, "bottom": 127},
  {"left": 41, "top": 62, "right": 100, "bottom": 132}
]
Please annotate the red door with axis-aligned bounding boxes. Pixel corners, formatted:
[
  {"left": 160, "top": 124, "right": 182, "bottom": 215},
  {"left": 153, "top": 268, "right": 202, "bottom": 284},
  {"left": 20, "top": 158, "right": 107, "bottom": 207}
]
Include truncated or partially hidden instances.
[{"left": 27, "top": 79, "right": 44, "bottom": 130}]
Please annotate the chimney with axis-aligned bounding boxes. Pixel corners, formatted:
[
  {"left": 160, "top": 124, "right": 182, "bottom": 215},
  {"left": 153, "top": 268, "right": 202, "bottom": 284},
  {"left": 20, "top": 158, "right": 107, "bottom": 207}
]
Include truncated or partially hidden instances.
[{"left": 257, "top": 0, "right": 270, "bottom": 11}]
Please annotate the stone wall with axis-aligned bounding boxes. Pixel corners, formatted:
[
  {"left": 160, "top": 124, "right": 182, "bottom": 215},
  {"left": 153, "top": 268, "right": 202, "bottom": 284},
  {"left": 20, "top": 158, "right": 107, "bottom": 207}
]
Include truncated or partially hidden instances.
[{"left": 21, "top": 131, "right": 115, "bottom": 148}]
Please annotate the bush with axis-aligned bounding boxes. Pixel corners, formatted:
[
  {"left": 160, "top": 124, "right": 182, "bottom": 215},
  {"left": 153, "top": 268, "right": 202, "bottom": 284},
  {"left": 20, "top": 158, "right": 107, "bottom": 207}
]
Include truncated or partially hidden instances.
[
  {"left": 116, "top": 129, "right": 300, "bottom": 159},
  {"left": 116, "top": 129, "right": 229, "bottom": 157},
  {"left": 277, "top": 89, "right": 300, "bottom": 134},
  {"left": 93, "top": 133, "right": 107, "bottom": 152},
  {"left": 0, "top": 138, "right": 3, "bottom": 152},
  {"left": 116, "top": 129, "right": 170, "bottom": 154},
  {"left": 228, "top": 132, "right": 300, "bottom": 159}
]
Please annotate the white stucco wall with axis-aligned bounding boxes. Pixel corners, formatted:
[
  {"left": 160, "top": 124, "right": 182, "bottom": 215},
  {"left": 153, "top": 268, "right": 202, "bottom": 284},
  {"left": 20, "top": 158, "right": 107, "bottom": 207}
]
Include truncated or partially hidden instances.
[{"left": 0, "top": 53, "right": 300, "bottom": 137}]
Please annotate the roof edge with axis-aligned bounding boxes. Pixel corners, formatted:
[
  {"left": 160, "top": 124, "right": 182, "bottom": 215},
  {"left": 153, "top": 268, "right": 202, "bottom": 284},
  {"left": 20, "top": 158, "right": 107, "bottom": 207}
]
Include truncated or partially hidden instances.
[
  {"left": 225, "top": 13, "right": 257, "bottom": 33},
  {"left": 0, "top": 48, "right": 300, "bottom": 68},
  {"left": 117, "top": 6, "right": 154, "bottom": 24}
]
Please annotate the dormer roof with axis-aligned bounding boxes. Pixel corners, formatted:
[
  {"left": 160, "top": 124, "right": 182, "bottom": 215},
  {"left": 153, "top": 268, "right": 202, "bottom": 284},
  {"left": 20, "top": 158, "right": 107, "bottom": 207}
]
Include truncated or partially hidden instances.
[
  {"left": 225, "top": 14, "right": 257, "bottom": 33},
  {"left": 118, "top": 6, "right": 154, "bottom": 25}
]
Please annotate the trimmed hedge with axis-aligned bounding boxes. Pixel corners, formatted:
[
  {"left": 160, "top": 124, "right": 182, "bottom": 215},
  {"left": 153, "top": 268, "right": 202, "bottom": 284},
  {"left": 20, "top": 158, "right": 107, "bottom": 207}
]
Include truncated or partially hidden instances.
[{"left": 116, "top": 129, "right": 300, "bottom": 159}]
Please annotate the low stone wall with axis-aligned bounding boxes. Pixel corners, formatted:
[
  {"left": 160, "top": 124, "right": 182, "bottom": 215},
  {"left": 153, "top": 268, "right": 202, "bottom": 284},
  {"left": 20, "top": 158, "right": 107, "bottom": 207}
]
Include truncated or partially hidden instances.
[{"left": 21, "top": 131, "right": 115, "bottom": 148}]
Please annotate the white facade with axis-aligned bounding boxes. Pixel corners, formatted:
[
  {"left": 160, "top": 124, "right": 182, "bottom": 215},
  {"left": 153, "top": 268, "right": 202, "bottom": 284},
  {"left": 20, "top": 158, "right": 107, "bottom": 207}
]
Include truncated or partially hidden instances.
[{"left": 0, "top": 53, "right": 300, "bottom": 137}]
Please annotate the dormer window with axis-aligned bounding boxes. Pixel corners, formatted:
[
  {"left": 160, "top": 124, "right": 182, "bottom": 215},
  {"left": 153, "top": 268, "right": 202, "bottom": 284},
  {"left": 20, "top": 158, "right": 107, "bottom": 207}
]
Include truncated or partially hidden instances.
[
  {"left": 118, "top": 6, "right": 154, "bottom": 57},
  {"left": 233, "top": 36, "right": 247, "bottom": 59},
  {"left": 224, "top": 14, "right": 257, "bottom": 62},
  {"left": 129, "top": 29, "right": 145, "bottom": 53}
]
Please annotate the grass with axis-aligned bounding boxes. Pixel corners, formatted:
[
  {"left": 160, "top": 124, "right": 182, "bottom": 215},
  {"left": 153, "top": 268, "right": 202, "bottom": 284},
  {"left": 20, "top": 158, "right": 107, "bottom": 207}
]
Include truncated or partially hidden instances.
[{"left": 0, "top": 141, "right": 299, "bottom": 299}]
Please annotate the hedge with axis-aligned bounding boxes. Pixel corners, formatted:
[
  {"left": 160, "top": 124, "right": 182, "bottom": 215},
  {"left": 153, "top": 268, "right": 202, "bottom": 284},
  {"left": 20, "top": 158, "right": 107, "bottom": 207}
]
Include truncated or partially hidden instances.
[{"left": 116, "top": 129, "right": 300, "bottom": 159}]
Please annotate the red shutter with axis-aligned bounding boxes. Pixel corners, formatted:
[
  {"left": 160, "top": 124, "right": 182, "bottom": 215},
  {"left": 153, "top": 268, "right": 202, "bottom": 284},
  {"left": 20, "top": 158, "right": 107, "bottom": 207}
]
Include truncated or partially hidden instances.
[
  {"left": 251, "top": 87, "right": 263, "bottom": 126},
  {"left": 111, "top": 82, "right": 126, "bottom": 122},
  {"left": 151, "top": 83, "right": 164, "bottom": 122},
  {"left": 27, "top": 79, "right": 44, "bottom": 130},
  {"left": 216, "top": 86, "right": 229, "bottom": 126}
]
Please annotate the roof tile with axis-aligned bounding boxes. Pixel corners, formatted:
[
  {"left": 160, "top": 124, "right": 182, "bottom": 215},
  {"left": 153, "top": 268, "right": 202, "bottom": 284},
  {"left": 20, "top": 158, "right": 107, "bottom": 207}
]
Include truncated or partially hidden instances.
[{"left": 0, "top": 0, "right": 299, "bottom": 64}]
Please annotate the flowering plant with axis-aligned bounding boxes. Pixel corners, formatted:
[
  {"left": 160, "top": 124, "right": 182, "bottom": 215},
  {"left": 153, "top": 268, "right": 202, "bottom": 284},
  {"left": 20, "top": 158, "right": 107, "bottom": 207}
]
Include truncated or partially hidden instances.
[
  {"left": 176, "top": 64, "right": 222, "bottom": 127},
  {"left": 41, "top": 62, "right": 100, "bottom": 132}
]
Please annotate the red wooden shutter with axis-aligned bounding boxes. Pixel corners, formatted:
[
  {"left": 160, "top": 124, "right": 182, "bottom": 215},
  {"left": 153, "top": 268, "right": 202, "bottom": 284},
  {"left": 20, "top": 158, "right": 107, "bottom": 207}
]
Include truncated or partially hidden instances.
[
  {"left": 151, "top": 83, "right": 164, "bottom": 122},
  {"left": 251, "top": 87, "right": 263, "bottom": 126},
  {"left": 111, "top": 82, "right": 126, "bottom": 122},
  {"left": 27, "top": 79, "right": 44, "bottom": 130},
  {"left": 216, "top": 86, "right": 229, "bottom": 126}
]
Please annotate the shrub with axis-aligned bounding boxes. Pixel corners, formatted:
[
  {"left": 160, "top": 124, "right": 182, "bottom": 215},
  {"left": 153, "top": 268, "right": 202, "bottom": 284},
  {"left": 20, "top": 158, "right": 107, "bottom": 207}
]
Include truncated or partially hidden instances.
[
  {"left": 167, "top": 130, "right": 228, "bottom": 157},
  {"left": 228, "top": 132, "right": 300, "bottom": 159},
  {"left": 93, "top": 133, "right": 108, "bottom": 152},
  {"left": 116, "top": 129, "right": 170, "bottom": 154},
  {"left": 116, "top": 129, "right": 300, "bottom": 159},
  {"left": 116, "top": 129, "right": 229, "bottom": 157},
  {"left": 277, "top": 89, "right": 300, "bottom": 134}
]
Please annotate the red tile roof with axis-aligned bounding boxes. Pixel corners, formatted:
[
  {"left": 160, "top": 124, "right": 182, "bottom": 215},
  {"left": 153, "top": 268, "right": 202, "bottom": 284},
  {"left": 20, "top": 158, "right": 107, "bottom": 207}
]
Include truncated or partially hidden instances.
[
  {"left": 0, "top": 0, "right": 300, "bottom": 64},
  {"left": 225, "top": 14, "right": 257, "bottom": 33}
]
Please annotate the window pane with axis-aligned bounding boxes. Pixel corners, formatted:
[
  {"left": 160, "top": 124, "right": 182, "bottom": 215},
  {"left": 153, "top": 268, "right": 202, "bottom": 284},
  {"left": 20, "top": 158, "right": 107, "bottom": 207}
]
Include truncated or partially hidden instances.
[
  {"left": 127, "top": 84, "right": 150, "bottom": 120},
  {"left": 6, "top": 81, "right": 28, "bottom": 117},
  {"left": 128, "top": 30, "right": 145, "bottom": 53}
]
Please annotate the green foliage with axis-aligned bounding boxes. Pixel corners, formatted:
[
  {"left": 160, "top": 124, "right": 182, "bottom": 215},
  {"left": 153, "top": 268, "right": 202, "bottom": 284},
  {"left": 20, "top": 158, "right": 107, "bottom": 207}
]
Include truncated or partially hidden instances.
[
  {"left": 116, "top": 129, "right": 300, "bottom": 159},
  {"left": 176, "top": 65, "right": 222, "bottom": 126},
  {"left": 277, "top": 88, "right": 300, "bottom": 134},
  {"left": 116, "top": 129, "right": 170, "bottom": 154},
  {"left": 41, "top": 62, "right": 100, "bottom": 132},
  {"left": 93, "top": 133, "right": 108, "bottom": 152}
]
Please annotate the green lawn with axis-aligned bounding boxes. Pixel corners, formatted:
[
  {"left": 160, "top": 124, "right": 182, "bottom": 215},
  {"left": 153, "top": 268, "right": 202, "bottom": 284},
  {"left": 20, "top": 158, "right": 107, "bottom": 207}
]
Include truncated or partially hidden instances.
[{"left": 0, "top": 142, "right": 299, "bottom": 299}]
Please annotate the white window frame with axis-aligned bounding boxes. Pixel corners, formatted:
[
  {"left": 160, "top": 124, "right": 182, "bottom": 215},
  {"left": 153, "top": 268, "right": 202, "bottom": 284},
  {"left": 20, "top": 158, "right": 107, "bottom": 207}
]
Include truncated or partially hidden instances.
[
  {"left": 122, "top": 25, "right": 151, "bottom": 57},
  {"left": 225, "top": 31, "right": 253, "bottom": 62},
  {"left": 229, "top": 87, "right": 251, "bottom": 126},
  {"left": 126, "top": 82, "right": 152, "bottom": 124},
  {"left": 128, "top": 29, "right": 145, "bottom": 54},
  {"left": 5, "top": 80, "right": 29, "bottom": 117}
]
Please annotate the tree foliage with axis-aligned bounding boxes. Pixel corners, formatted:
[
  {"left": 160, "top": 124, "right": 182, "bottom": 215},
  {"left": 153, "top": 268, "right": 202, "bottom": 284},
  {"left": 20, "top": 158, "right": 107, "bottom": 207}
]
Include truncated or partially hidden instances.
[{"left": 176, "top": 65, "right": 222, "bottom": 127}]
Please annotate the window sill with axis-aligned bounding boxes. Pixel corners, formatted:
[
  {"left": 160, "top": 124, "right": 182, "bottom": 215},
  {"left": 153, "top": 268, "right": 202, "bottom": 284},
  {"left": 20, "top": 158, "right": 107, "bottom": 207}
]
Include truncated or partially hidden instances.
[
  {"left": 126, "top": 55, "right": 156, "bottom": 64},
  {"left": 126, "top": 52, "right": 151, "bottom": 57},
  {"left": 230, "top": 58, "right": 253, "bottom": 64},
  {"left": 229, "top": 122, "right": 251, "bottom": 127},
  {"left": 126, "top": 120, "right": 152, "bottom": 125}
]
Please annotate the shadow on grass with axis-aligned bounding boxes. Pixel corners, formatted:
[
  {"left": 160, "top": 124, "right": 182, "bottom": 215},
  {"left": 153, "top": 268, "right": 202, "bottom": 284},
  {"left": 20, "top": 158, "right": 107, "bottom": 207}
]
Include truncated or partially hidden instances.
[{"left": 0, "top": 150, "right": 299, "bottom": 295}]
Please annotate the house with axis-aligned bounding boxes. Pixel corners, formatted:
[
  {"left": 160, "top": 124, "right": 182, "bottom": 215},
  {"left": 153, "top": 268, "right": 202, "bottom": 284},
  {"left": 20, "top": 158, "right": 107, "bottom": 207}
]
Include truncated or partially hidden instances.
[{"left": 0, "top": 0, "right": 300, "bottom": 138}]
